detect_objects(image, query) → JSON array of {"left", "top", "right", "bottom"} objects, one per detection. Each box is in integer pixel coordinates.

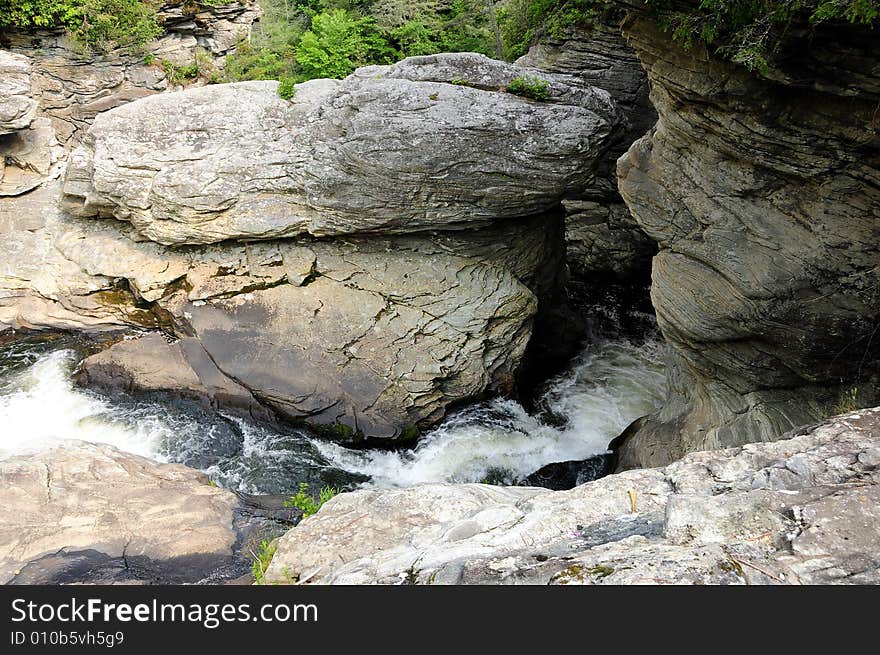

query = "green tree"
[
  {"left": 295, "top": 8, "right": 393, "bottom": 78},
  {"left": 223, "top": 0, "right": 307, "bottom": 81}
]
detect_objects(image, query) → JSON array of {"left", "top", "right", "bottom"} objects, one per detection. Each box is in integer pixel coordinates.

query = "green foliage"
[
  {"left": 832, "top": 385, "right": 860, "bottom": 415},
  {"left": 162, "top": 58, "right": 198, "bottom": 83},
  {"left": 0, "top": 0, "right": 82, "bottom": 29},
  {"left": 496, "top": 0, "right": 878, "bottom": 71},
  {"left": 224, "top": 0, "right": 498, "bottom": 84},
  {"left": 157, "top": 49, "right": 218, "bottom": 85},
  {"left": 296, "top": 9, "right": 394, "bottom": 78},
  {"left": 0, "top": 0, "right": 163, "bottom": 52},
  {"left": 222, "top": 0, "right": 307, "bottom": 82},
  {"left": 284, "top": 482, "right": 341, "bottom": 517},
  {"left": 277, "top": 76, "right": 298, "bottom": 98},
  {"left": 497, "top": 0, "right": 610, "bottom": 60},
  {"left": 72, "top": 0, "right": 162, "bottom": 52},
  {"left": 250, "top": 538, "right": 277, "bottom": 584},
  {"left": 505, "top": 74, "right": 550, "bottom": 100},
  {"left": 654, "top": 0, "right": 880, "bottom": 73}
]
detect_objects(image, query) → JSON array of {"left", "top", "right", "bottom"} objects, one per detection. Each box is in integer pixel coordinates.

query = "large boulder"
[
  {"left": 75, "top": 333, "right": 271, "bottom": 422},
  {"left": 0, "top": 442, "right": 241, "bottom": 583},
  {"left": 1, "top": 180, "right": 562, "bottom": 439},
  {"left": 62, "top": 53, "right": 620, "bottom": 245},
  {"left": 264, "top": 407, "right": 880, "bottom": 585},
  {"left": 516, "top": 21, "right": 656, "bottom": 178},
  {"left": 4, "top": 51, "right": 618, "bottom": 440},
  {"left": 67, "top": 213, "right": 559, "bottom": 440},
  {"left": 613, "top": 11, "right": 880, "bottom": 466}
]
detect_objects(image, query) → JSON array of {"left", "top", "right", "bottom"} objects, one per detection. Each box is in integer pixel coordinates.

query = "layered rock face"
[
  {"left": 2, "top": 53, "right": 619, "bottom": 440},
  {"left": 66, "top": 210, "right": 562, "bottom": 438},
  {"left": 518, "top": 22, "right": 656, "bottom": 280},
  {"left": 2, "top": 1, "right": 260, "bottom": 148},
  {"left": 0, "top": 2, "right": 258, "bottom": 198},
  {"left": 0, "top": 51, "right": 37, "bottom": 133},
  {"left": 614, "top": 13, "right": 880, "bottom": 466},
  {"left": 265, "top": 407, "right": 880, "bottom": 585},
  {"left": 0, "top": 52, "right": 63, "bottom": 197}
]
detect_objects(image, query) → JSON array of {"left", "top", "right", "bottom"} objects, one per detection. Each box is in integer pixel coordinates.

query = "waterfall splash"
[{"left": 0, "top": 332, "right": 666, "bottom": 492}]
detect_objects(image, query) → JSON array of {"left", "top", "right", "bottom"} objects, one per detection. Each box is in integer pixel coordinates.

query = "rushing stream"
[{"left": 0, "top": 330, "right": 666, "bottom": 493}]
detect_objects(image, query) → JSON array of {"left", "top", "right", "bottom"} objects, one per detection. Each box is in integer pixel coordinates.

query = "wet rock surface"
[
  {"left": 265, "top": 408, "right": 880, "bottom": 584},
  {"left": 522, "top": 454, "right": 613, "bottom": 490},
  {"left": 75, "top": 333, "right": 271, "bottom": 422}
]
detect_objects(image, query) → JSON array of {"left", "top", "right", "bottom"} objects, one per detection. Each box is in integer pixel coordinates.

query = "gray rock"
[
  {"left": 614, "top": 14, "right": 880, "bottom": 466},
  {"left": 563, "top": 199, "right": 655, "bottom": 278},
  {"left": 76, "top": 333, "right": 270, "bottom": 421},
  {"left": 516, "top": 21, "right": 656, "bottom": 177},
  {"left": 2, "top": 179, "right": 561, "bottom": 439},
  {"left": 264, "top": 407, "right": 880, "bottom": 584},
  {"left": 2, "top": 1, "right": 260, "bottom": 148},
  {"left": 0, "top": 118, "right": 63, "bottom": 197},
  {"left": 62, "top": 54, "right": 620, "bottom": 245},
  {"left": 0, "top": 53, "right": 63, "bottom": 197}
]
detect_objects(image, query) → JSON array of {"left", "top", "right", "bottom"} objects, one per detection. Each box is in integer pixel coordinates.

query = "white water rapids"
[{"left": 0, "top": 335, "right": 666, "bottom": 492}]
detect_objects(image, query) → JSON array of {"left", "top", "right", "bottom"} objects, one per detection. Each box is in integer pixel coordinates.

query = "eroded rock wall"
[
  {"left": 0, "top": 2, "right": 259, "bottom": 200},
  {"left": 2, "top": 1, "right": 260, "bottom": 148},
  {"left": 613, "top": 12, "right": 880, "bottom": 466}
]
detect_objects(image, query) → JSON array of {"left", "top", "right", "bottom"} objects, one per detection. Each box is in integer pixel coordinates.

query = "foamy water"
[
  {"left": 0, "top": 349, "right": 167, "bottom": 459},
  {"left": 314, "top": 339, "right": 667, "bottom": 486},
  {"left": 0, "top": 336, "right": 666, "bottom": 491}
]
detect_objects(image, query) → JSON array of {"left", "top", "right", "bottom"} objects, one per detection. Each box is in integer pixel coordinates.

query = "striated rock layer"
[
  {"left": 613, "top": 10, "right": 880, "bottom": 467},
  {"left": 265, "top": 407, "right": 880, "bottom": 585},
  {"left": 3, "top": 178, "right": 565, "bottom": 439},
  {"left": 2, "top": 1, "right": 261, "bottom": 148},
  {"left": 0, "top": 3, "right": 259, "bottom": 197}
]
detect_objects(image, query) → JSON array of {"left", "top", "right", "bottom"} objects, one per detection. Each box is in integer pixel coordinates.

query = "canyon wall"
[
  {"left": 518, "top": 19, "right": 657, "bottom": 281},
  {"left": 613, "top": 5, "right": 880, "bottom": 466}
]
